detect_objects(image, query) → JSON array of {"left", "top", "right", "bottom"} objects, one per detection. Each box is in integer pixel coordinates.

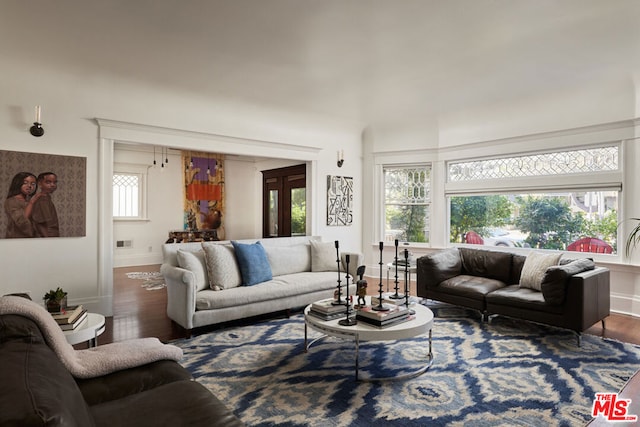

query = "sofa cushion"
[
  {"left": 195, "top": 271, "right": 340, "bottom": 310},
  {"left": 0, "top": 316, "right": 96, "bottom": 427},
  {"left": 540, "top": 258, "right": 596, "bottom": 305},
  {"left": 310, "top": 240, "right": 338, "bottom": 272},
  {"left": 459, "top": 248, "right": 513, "bottom": 283},
  {"left": 510, "top": 254, "right": 527, "bottom": 284},
  {"left": 264, "top": 244, "right": 311, "bottom": 276},
  {"left": 231, "top": 241, "right": 273, "bottom": 286},
  {"left": 176, "top": 249, "right": 208, "bottom": 291},
  {"left": 90, "top": 380, "right": 243, "bottom": 427},
  {"left": 486, "top": 285, "right": 564, "bottom": 314},
  {"left": 421, "top": 248, "right": 462, "bottom": 286},
  {"left": 438, "top": 275, "right": 507, "bottom": 299},
  {"left": 201, "top": 243, "right": 242, "bottom": 290},
  {"left": 519, "top": 251, "right": 562, "bottom": 291},
  {"left": 76, "top": 360, "right": 193, "bottom": 406}
]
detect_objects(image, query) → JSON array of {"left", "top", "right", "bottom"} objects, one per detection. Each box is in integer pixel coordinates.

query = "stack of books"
[
  {"left": 371, "top": 294, "right": 420, "bottom": 307},
  {"left": 356, "top": 303, "right": 411, "bottom": 328},
  {"left": 51, "top": 305, "right": 88, "bottom": 330},
  {"left": 308, "top": 299, "right": 348, "bottom": 321}
]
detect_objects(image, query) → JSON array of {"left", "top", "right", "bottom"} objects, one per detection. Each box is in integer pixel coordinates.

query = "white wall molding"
[{"left": 96, "top": 118, "right": 322, "bottom": 161}]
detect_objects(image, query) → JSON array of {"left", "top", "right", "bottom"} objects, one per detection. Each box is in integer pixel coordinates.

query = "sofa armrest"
[
  {"left": 416, "top": 248, "right": 462, "bottom": 296},
  {"left": 341, "top": 252, "right": 364, "bottom": 278},
  {"left": 160, "top": 264, "right": 197, "bottom": 330},
  {"left": 564, "top": 266, "right": 610, "bottom": 331}
]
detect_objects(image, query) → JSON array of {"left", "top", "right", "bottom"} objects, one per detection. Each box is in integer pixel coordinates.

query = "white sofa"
[{"left": 161, "top": 236, "right": 362, "bottom": 334}]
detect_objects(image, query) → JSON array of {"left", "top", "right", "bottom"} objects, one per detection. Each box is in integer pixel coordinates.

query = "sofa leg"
[
  {"left": 601, "top": 318, "right": 606, "bottom": 330},
  {"left": 482, "top": 312, "right": 489, "bottom": 322},
  {"left": 575, "top": 332, "right": 582, "bottom": 347}
]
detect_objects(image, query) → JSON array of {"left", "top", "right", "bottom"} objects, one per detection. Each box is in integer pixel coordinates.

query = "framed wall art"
[
  {"left": 327, "top": 175, "right": 353, "bottom": 226},
  {"left": 0, "top": 149, "right": 86, "bottom": 239},
  {"left": 181, "top": 151, "right": 225, "bottom": 240}
]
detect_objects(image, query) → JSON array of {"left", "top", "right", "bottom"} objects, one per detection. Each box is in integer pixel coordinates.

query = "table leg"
[{"left": 356, "top": 329, "right": 433, "bottom": 382}]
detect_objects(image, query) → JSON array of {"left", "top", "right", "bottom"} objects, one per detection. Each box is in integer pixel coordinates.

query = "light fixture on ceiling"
[
  {"left": 29, "top": 105, "right": 44, "bottom": 137},
  {"left": 337, "top": 150, "right": 344, "bottom": 168}
]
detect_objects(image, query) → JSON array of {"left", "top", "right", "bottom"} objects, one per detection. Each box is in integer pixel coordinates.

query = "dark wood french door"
[{"left": 262, "top": 164, "right": 306, "bottom": 238}]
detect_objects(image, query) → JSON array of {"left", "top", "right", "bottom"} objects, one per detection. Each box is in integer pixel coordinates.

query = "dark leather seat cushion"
[
  {"left": 438, "top": 275, "right": 507, "bottom": 299},
  {"left": 76, "top": 359, "right": 194, "bottom": 405},
  {"left": 90, "top": 380, "right": 244, "bottom": 427},
  {"left": 486, "top": 285, "right": 564, "bottom": 314}
]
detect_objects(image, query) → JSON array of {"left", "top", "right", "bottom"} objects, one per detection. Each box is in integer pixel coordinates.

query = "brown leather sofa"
[
  {"left": 0, "top": 313, "right": 244, "bottom": 427},
  {"left": 417, "top": 247, "right": 610, "bottom": 344}
]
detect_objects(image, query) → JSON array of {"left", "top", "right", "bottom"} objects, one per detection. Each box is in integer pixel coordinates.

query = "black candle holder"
[
  {"left": 332, "top": 240, "right": 346, "bottom": 305},
  {"left": 389, "top": 239, "right": 404, "bottom": 299},
  {"left": 404, "top": 249, "right": 415, "bottom": 314},
  {"left": 338, "top": 254, "right": 357, "bottom": 326},
  {"left": 372, "top": 241, "right": 390, "bottom": 312}
]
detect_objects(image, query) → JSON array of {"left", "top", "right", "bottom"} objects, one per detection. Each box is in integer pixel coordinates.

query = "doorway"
[{"left": 262, "top": 164, "right": 306, "bottom": 237}]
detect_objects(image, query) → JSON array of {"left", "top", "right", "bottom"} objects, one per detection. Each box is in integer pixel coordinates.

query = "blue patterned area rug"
[{"left": 173, "top": 303, "right": 640, "bottom": 426}]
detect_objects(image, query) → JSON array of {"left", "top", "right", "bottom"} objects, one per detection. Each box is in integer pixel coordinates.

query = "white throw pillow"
[
  {"left": 264, "top": 244, "right": 311, "bottom": 276},
  {"left": 201, "top": 243, "right": 242, "bottom": 290},
  {"left": 310, "top": 240, "right": 339, "bottom": 272},
  {"left": 519, "top": 251, "right": 562, "bottom": 291},
  {"left": 176, "top": 249, "right": 208, "bottom": 291}
]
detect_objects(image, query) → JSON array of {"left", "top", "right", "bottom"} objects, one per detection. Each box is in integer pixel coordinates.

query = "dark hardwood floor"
[{"left": 106, "top": 264, "right": 640, "bottom": 346}]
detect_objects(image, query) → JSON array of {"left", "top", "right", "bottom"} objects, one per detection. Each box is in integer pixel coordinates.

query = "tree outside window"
[
  {"left": 384, "top": 165, "right": 430, "bottom": 243},
  {"left": 449, "top": 192, "right": 618, "bottom": 252}
]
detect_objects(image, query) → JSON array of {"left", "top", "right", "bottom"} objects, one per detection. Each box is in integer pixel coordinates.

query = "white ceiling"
[{"left": 3, "top": 0, "right": 640, "bottom": 129}]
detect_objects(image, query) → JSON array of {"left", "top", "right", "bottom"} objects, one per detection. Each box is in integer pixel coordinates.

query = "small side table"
[
  {"left": 386, "top": 262, "right": 417, "bottom": 293},
  {"left": 63, "top": 313, "right": 106, "bottom": 347}
]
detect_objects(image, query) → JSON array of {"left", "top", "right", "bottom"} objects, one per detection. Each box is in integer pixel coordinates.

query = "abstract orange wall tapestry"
[{"left": 182, "top": 151, "right": 225, "bottom": 240}]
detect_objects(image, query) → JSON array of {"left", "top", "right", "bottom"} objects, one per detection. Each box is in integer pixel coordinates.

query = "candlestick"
[
  {"left": 338, "top": 254, "right": 357, "bottom": 326},
  {"left": 332, "top": 240, "right": 345, "bottom": 305},
  {"left": 390, "top": 238, "right": 404, "bottom": 299},
  {"left": 372, "top": 241, "right": 390, "bottom": 311}
]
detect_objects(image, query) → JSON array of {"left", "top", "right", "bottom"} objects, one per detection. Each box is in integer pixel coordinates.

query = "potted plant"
[
  {"left": 43, "top": 287, "right": 68, "bottom": 313},
  {"left": 625, "top": 218, "right": 640, "bottom": 257}
]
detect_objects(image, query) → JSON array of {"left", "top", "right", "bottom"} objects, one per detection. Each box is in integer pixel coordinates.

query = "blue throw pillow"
[{"left": 231, "top": 241, "right": 273, "bottom": 286}]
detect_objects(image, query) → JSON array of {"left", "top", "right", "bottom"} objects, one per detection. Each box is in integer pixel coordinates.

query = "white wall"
[{"left": 0, "top": 60, "right": 364, "bottom": 314}]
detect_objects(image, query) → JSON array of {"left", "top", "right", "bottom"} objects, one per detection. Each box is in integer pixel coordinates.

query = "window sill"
[{"left": 113, "top": 218, "right": 150, "bottom": 222}]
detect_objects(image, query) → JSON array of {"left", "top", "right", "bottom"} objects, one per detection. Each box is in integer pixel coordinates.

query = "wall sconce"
[
  {"left": 29, "top": 105, "right": 44, "bottom": 137},
  {"left": 337, "top": 150, "right": 344, "bottom": 168}
]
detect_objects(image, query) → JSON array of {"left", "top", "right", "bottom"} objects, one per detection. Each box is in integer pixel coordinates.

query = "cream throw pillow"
[
  {"left": 176, "top": 249, "right": 208, "bottom": 291},
  {"left": 201, "top": 243, "right": 242, "bottom": 290},
  {"left": 310, "top": 240, "right": 339, "bottom": 272},
  {"left": 519, "top": 251, "right": 562, "bottom": 291}
]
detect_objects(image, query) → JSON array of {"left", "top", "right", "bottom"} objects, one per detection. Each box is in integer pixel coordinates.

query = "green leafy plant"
[
  {"left": 625, "top": 218, "right": 640, "bottom": 257},
  {"left": 43, "top": 287, "right": 67, "bottom": 304}
]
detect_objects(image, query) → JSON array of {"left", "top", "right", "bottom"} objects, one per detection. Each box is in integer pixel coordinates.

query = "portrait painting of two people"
[{"left": 1, "top": 150, "right": 86, "bottom": 239}]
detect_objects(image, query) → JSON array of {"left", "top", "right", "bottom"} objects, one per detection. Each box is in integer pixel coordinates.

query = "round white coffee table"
[
  {"left": 63, "top": 313, "right": 106, "bottom": 347},
  {"left": 304, "top": 298, "right": 433, "bottom": 381}
]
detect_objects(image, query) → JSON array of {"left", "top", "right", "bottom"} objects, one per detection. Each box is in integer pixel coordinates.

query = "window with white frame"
[
  {"left": 384, "top": 165, "right": 431, "bottom": 243},
  {"left": 113, "top": 166, "right": 147, "bottom": 219},
  {"left": 447, "top": 145, "right": 621, "bottom": 253}
]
